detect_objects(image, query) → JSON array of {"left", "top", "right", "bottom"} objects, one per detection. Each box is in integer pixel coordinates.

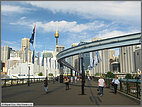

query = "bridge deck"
[{"left": 2, "top": 80, "right": 141, "bottom": 106}]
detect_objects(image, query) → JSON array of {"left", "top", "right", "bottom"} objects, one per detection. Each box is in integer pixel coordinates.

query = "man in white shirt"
[
  {"left": 112, "top": 76, "right": 120, "bottom": 94},
  {"left": 98, "top": 76, "right": 105, "bottom": 96}
]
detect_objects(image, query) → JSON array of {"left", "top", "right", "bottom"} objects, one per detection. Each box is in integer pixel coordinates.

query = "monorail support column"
[
  {"left": 60, "top": 63, "right": 63, "bottom": 83},
  {"left": 80, "top": 54, "right": 85, "bottom": 95},
  {"left": 70, "top": 69, "right": 73, "bottom": 77}
]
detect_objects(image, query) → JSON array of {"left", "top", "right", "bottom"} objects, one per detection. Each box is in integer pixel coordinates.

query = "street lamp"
[{"left": 28, "top": 64, "right": 31, "bottom": 86}]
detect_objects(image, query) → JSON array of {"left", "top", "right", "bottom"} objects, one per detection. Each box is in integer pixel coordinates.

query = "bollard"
[
  {"left": 17, "top": 79, "right": 19, "bottom": 85},
  {"left": 120, "top": 78, "right": 122, "bottom": 91},
  {"left": 11, "top": 79, "right": 13, "bottom": 86},
  {"left": 4, "top": 79, "right": 6, "bottom": 87},
  {"left": 22, "top": 79, "right": 24, "bottom": 84}
]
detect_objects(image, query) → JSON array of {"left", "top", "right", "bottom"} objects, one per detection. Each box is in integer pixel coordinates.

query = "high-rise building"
[
  {"left": 55, "top": 45, "right": 65, "bottom": 53},
  {"left": 17, "top": 50, "right": 24, "bottom": 62},
  {"left": 134, "top": 47, "right": 142, "bottom": 72},
  {"left": 10, "top": 50, "right": 17, "bottom": 58},
  {"left": 41, "top": 50, "right": 60, "bottom": 77},
  {"left": 109, "top": 49, "right": 115, "bottom": 60},
  {"left": 21, "top": 38, "right": 30, "bottom": 51},
  {"left": 91, "top": 38, "right": 110, "bottom": 75},
  {"left": 71, "top": 43, "right": 79, "bottom": 73},
  {"left": 78, "top": 42, "right": 90, "bottom": 71},
  {"left": 119, "top": 45, "right": 140, "bottom": 73},
  {"left": 18, "top": 38, "right": 33, "bottom": 63},
  {"left": 1, "top": 45, "right": 10, "bottom": 63}
]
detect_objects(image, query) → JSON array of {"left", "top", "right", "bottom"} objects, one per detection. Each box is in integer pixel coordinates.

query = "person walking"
[
  {"left": 71, "top": 76, "right": 73, "bottom": 84},
  {"left": 112, "top": 76, "right": 120, "bottom": 94},
  {"left": 43, "top": 77, "right": 49, "bottom": 94},
  {"left": 53, "top": 76, "right": 55, "bottom": 84},
  {"left": 98, "top": 76, "right": 105, "bottom": 96},
  {"left": 74, "top": 76, "right": 77, "bottom": 83},
  {"left": 88, "top": 76, "right": 90, "bottom": 81},
  {"left": 64, "top": 77, "right": 70, "bottom": 90}
]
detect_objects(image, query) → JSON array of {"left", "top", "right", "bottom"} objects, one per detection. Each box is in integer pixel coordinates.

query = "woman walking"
[
  {"left": 43, "top": 77, "right": 49, "bottom": 94},
  {"left": 98, "top": 76, "right": 105, "bottom": 96},
  {"left": 64, "top": 77, "right": 70, "bottom": 90}
]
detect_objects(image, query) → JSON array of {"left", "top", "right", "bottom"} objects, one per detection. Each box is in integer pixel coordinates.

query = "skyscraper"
[
  {"left": 78, "top": 42, "right": 90, "bottom": 71},
  {"left": 55, "top": 45, "right": 65, "bottom": 53},
  {"left": 91, "top": 38, "right": 110, "bottom": 74},
  {"left": 1, "top": 45, "right": 10, "bottom": 63},
  {"left": 71, "top": 43, "right": 79, "bottom": 73},
  {"left": 21, "top": 38, "right": 30, "bottom": 51},
  {"left": 119, "top": 45, "right": 138, "bottom": 73},
  {"left": 109, "top": 49, "right": 115, "bottom": 60},
  {"left": 17, "top": 38, "right": 32, "bottom": 63}
]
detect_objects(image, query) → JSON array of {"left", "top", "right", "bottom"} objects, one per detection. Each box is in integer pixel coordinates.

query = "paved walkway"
[{"left": 2, "top": 80, "right": 141, "bottom": 106}]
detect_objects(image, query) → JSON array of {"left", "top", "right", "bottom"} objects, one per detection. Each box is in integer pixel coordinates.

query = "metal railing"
[
  {"left": 1, "top": 78, "right": 45, "bottom": 87},
  {"left": 94, "top": 77, "right": 141, "bottom": 99}
]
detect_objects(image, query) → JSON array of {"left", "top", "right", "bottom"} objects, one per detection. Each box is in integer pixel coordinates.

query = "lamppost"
[
  {"left": 28, "top": 64, "right": 30, "bottom": 86},
  {"left": 80, "top": 53, "right": 85, "bottom": 95}
]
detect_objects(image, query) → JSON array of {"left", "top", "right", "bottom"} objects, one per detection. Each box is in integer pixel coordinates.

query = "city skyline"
[{"left": 1, "top": 1, "right": 141, "bottom": 55}]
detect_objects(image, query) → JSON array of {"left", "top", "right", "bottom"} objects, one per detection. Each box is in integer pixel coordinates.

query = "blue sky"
[{"left": 1, "top": 1, "right": 141, "bottom": 56}]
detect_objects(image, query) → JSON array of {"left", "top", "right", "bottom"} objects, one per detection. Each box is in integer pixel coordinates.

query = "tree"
[
  {"left": 48, "top": 73, "right": 53, "bottom": 76},
  {"left": 94, "top": 73, "right": 101, "bottom": 77},
  {"left": 38, "top": 72, "right": 43, "bottom": 76},
  {"left": 125, "top": 73, "right": 133, "bottom": 79},
  {"left": 86, "top": 70, "right": 89, "bottom": 76},
  {"left": 105, "top": 72, "right": 115, "bottom": 78}
]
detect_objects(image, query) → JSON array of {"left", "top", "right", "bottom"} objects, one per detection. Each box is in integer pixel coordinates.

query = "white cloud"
[
  {"left": 10, "top": 19, "right": 105, "bottom": 33},
  {"left": 2, "top": 40, "right": 20, "bottom": 50},
  {"left": 1, "top": 5, "right": 33, "bottom": 15},
  {"left": 26, "top": 1, "right": 141, "bottom": 22},
  {"left": 20, "top": 17, "right": 26, "bottom": 20},
  {"left": 2, "top": 40, "right": 17, "bottom": 45},
  {"left": 97, "top": 30, "right": 140, "bottom": 39}
]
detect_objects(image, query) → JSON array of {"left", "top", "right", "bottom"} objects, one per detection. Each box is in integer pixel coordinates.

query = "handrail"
[
  {"left": 1, "top": 78, "right": 45, "bottom": 87},
  {"left": 94, "top": 77, "right": 141, "bottom": 99}
]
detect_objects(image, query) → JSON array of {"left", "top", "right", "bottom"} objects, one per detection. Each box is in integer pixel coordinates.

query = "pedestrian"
[
  {"left": 74, "top": 76, "right": 77, "bottom": 83},
  {"left": 71, "top": 76, "right": 73, "bottom": 84},
  {"left": 43, "top": 77, "right": 49, "bottom": 94},
  {"left": 112, "top": 76, "right": 120, "bottom": 94},
  {"left": 88, "top": 76, "right": 90, "bottom": 81},
  {"left": 53, "top": 76, "right": 55, "bottom": 84},
  {"left": 64, "top": 77, "right": 70, "bottom": 90},
  {"left": 98, "top": 76, "right": 105, "bottom": 96}
]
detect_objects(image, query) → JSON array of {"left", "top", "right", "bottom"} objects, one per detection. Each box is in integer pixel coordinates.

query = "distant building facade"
[
  {"left": 1, "top": 45, "right": 10, "bottom": 63},
  {"left": 119, "top": 45, "right": 140, "bottom": 73}
]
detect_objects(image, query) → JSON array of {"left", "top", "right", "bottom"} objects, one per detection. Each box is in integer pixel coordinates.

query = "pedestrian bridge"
[{"left": 2, "top": 80, "right": 140, "bottom": 105}]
